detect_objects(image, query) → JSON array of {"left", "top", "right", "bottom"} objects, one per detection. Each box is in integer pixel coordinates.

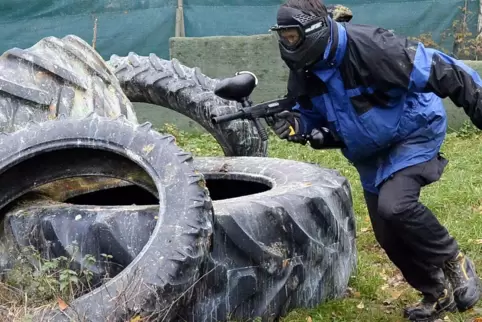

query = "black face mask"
[{"left": 270, "top": 6, "right": 331, "bottom": 71}]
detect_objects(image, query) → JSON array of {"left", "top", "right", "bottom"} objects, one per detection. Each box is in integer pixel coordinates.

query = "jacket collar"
[{"left": 312, "top": 18, "right": 347, "bottom": 70}]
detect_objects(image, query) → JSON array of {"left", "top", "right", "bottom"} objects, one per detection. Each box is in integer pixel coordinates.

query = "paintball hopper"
[
  {"left": 212, "top": 70, "right": 292, "bottom": 141},
  {"left": 214, "top": 71, "right": 258, "bottom": 103}
]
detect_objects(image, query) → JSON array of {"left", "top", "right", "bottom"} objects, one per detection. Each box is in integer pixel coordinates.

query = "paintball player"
[{"left": 269, "top": 0, "right": 482, "bottom": 321}]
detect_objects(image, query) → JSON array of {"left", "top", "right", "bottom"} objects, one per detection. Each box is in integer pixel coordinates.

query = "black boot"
[
  {"left": 403, "top": 282, "right": 456, "bottom": 322},
  {"left": 443, "top": 251, "right": 480, "bottom": 311}
]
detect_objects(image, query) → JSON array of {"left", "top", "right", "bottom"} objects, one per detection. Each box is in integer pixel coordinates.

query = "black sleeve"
[
  {"left": 417, "top": 49, "right": 482, "bottom": 129},
  {"left": 287, "top": 69, "right": 330, "bottom": 133},
  {"left": 345, "top": 24, "right": 482, "bottom": 128}
]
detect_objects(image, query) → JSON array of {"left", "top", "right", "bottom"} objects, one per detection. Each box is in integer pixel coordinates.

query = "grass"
[{"left": 164, "top": 122, "right": 482, "bottom": 322}]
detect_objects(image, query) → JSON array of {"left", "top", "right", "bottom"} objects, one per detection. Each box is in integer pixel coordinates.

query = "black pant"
[{"left": 364, "top": 153, "right": 459, "bottom": 299}]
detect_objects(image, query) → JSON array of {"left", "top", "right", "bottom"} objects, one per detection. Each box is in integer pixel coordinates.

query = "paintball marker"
[
  {"left": 210, "top": 71, "right": 296, "bottom": 141},
  {"left": 210, "top": 71, "right": 346, "bottom": 149}
]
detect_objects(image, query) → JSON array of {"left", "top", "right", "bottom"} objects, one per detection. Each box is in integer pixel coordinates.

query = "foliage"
[
  {"left": 410, "top": 32, "right": 442, "bottom": 50},
  {"left": 454, "top": 120, "right": 482, "bottom": 139},
  {"left": 4, "top": 245, "right": 99, "bottom": 304},
  {"left": 0, "top": 242, "right": 114, "bottom": 321},
  {"left": 446, "top": 4, "right": 482, "bottom": 60},
  {"left": 410, "top": 4, "right": 482, "bottom": 60}
]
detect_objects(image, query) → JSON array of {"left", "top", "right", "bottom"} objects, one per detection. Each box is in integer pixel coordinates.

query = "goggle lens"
[{"left": 270, "top": 25, "right": 303, "bottom": 48}]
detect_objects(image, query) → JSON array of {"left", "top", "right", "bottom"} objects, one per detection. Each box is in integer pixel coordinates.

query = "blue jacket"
[{"left": 288, "top": 19, "right": 482, "bottom": 194}]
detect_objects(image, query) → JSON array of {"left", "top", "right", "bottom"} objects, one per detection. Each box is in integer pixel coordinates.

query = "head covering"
[{"left": 271, "top": 6, "right": 331, "bottom": 71}]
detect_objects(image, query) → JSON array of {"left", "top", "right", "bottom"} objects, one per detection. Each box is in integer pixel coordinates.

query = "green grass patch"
[{"left": 161, "top": 122, "right": 482, "bottom": 322}]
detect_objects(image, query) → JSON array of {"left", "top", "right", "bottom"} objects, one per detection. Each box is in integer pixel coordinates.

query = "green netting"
[
  {"left": 0, "top": 0, "right": 478, "bottom": 61},
  {"left": 182, "top": 0, "right": 479, "bottom": 50},
  {"left": 0, "top": 0, "right": 177, "bottom": 60},
  {"left": 183, "top": 0, "right": 282, "bottom": 37},
  {"left": 341, "top": 0, "right": 479, "bottom": 51}
]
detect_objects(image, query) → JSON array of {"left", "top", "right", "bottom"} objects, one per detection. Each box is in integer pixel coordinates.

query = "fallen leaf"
[
  {"left": 345, "top": 287, "right": 361, "bottom": 298},
  {"left": 473, "top": 318, "right": 482, "bottom": 322},
  {"left": 357, "top": 301, "right": 364, "bottom": 309},
  {"left": 387, "top": 288, "right": 403, "bottom": 300},
  {"left": 57, "top": 297, "right": 68, "bottom": 311},
  {"left": 472, "top": 204, "right": 482, "bottom": 213},
  {"left": 130, "top": 316, "right": 142, "bottom": 322},
  {"left": 387, "top": 273, "right": 405, "bottom": 287}
]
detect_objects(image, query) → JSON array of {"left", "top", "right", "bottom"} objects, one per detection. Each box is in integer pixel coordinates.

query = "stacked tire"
[
  {"left": 0, "top": 34, "right": 137, "bottom": 129},
  {"left": 183, "top": 157, "right": 356, "bottom": 322},
  {"left": 0, "top": 35, "right": 213, "bottom": 321},
  {"left": 8, "top": 155, "right": 357, "bottom": 321},
  {"left": 0, "top": 115, "right": 213, "bottom": 322},
  {"left": 108, "top": 52, "right": 267, "bottom": 157}
]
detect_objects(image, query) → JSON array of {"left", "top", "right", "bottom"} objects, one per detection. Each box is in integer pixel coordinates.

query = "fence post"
[
  {"left": 478, "top": 0, "right": 482, "bottom": 36},
  {"left": 175, "top": 0, "right": 185, "bottom": 37}
]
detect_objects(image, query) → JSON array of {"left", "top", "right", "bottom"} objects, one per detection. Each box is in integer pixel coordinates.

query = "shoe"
[
  {"left": 443, "top": 251, "right": 481, "bottom": 311},
  {"left": 403, "top": 283, "right": 457, "bottom": 322}
]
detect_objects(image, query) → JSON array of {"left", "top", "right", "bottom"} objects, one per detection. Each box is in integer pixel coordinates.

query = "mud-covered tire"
[
  {"left": 186, "top": 156, "right": 357, "bottom": 321},
  {"left": 6, "top": 199, "right": 159, "bottom": 282},
  {"left": 0, "top": 35, "right": 137, "bottom": 132},
  {"left": 6, "top": 156, "right": 356, "bottom": 321},
  {"left": 108, "top": 53, "right": 267, "bottom": 157},
  {"left": 0, "top": 115, "right": 213, "bottom": 322}
]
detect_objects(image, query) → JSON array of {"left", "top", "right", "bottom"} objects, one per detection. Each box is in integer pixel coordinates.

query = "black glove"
[
  {"left": 270, "top": 110, "right": 307, "bottom": 144},
  {"left": 306, "top": 128, "right": 325, "bottom": 149},
  {"left": 306, "top": 127, "right": 346, "bottom": 149}
]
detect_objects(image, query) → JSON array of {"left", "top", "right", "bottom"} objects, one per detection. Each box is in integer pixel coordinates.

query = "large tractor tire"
[
  {"left": 185, "top": 157, "right": 357, "bottom": 321},
  {"left": 8, "top": 156, "right": 356, "bottom": 321},
  {"left": 0, "top": 35, "right": 137, "bottom": 131},
  {"left": 0, "top": 115, "right": 214, "bottom": 322},
  {"left": 108, "top": 53, "right": 268, "bottom": 157}
]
